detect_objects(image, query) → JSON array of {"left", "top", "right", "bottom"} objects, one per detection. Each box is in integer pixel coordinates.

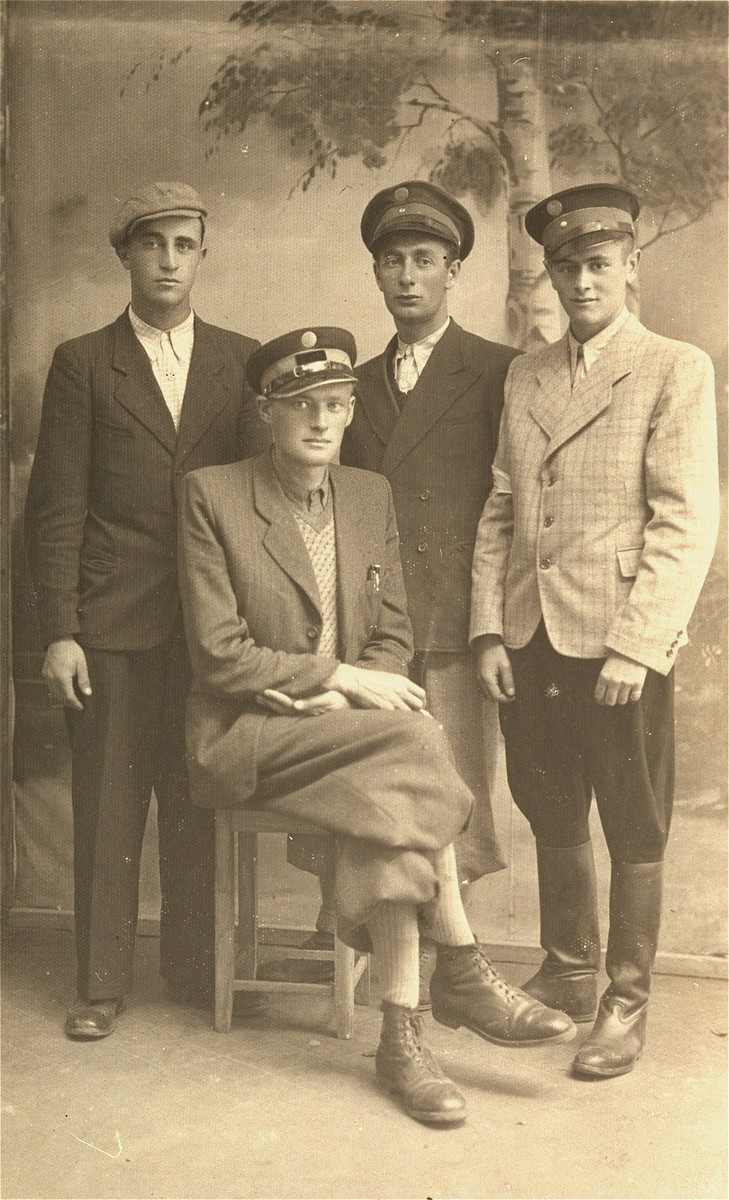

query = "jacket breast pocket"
[{"left": 616, "top": 546, "right": 644, "bottom": 579}]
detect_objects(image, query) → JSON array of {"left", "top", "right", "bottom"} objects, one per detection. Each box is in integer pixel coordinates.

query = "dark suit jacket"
[
  {"left": 178, "top": 451, "right": 414, "bottom": 805},
  {"left": 341, "top": 320, "right": 519, "bottom": 651},
  {"left": 25, "top": 310, "right": 264, "bottom": 650}
]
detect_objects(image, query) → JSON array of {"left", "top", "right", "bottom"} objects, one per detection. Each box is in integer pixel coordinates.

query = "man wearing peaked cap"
[
  {"left": 178, "top": 324, "right": 574, "bottom": 1127},
  {"left": 25, "top": 183, "right": 266, "bottom": 1039},
  {"left": 470, "top": 182, "right": 719, "bottom": 1078},
  {"left": 341, "top": 179, "right": 520, "bottom": 1004},
  {"left": 246, "top": 326, "right": 358, "bottom": 396}
]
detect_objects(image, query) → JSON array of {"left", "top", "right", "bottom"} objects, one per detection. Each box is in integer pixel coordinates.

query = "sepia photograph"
[{"left": 1, "top": 2, "right": 726, "bottom": 1198}]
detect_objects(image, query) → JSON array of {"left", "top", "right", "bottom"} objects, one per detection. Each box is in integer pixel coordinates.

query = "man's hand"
[
  {"left": 594, "top": 653, "right": 648, "bottom": 706},
  {"left": 325, "top": 664, "right": 426, "bottom": 711},
  {"left": 256, "top": 688, "right": 352, "bottom": 717},
  {"left": 474, "top": 635, "right": 515, "bottom": 703},
  {"left": 42, "top": 638, "right": 92, "bottom": 710}
]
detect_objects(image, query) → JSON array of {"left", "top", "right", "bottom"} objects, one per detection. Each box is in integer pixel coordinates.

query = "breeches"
[
  {"left": 287, "top": 653, "right": 505, "bottom": 886},
  {"left": 67, "top": 628, "right": 214, "bottom": 1000},
  {"left": 498, "top": 624, "right": 674, "bottom": 863},
  {"left": 251, "top": 708, "right": 474, "bottom": 948}
]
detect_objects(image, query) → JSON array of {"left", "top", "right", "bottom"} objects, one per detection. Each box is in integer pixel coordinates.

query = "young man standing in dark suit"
[
  {"left": 333, "top": 182, "right": 519, "bottom": 994},
  {"left": 25, "top": 183, "right": 265, "bottom": 1038}
]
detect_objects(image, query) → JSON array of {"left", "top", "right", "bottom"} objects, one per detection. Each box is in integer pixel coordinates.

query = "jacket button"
[
  {"left": 307, "top": 628, "right": 318, "bottom": 640},
  {"left": 419, "top": 490, "right": 431, "bottom": 501},
  {"left": 666, "top": 648, "right": 673, "bottom": 657},
  {"left": 544, "top": 515, "right": 554, "bottom": 527},
  {"left": 547, "top": 474, "right": 557, "bottom": 487},
  {"left": 540, "top": 557, "right": 551, "bottom": 569},
  {"left": 417, "top": 542, "right": 428, "bottom": 553}
]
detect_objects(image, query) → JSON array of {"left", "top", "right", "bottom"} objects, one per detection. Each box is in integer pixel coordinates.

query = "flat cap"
[
  {"left": 246, "top": 327, "right": 358, "bottom": 398},
  {"left": 526, "top": 183, "right": 640, "bottom": 260},
  {"left": 361, "top": 180, "right": 475, "bottom": 259},
  {"left": 109, "top": 182, "right": 207, "bottom": 250}
]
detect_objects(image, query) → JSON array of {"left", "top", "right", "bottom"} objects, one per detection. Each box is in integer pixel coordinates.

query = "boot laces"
[{"left": 473, "top": 946, "right": 522, "bottom": 1003}]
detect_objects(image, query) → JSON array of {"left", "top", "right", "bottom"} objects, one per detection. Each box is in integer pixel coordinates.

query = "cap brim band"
[
  {"left": 125, "top": 208, "right": 206, "bottom": 238},
  {"left": 371, "top": 203, "right": 461, "bottom": 250},
  {"left": 544, "top": 207, "right": 634, "bottom": 257},
  {"left": 262, "top": 350, "right": 356, "bottom": 397}
]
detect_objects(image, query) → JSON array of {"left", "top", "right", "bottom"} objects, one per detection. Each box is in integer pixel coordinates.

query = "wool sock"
[
  {"left": 367, "top": 901, "right": 420, "bottom": 1009},
  {"left": 428, "top": 844, "right": 475, "bottom": 947}
]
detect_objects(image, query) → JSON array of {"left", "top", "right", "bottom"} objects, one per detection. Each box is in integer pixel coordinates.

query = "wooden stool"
[{"left": 214, "top": 808, "right": 370, "bottom": 1037}]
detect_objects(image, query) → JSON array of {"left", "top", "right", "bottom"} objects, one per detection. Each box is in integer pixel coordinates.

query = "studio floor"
[{"left": 1, "top": 925, "right": 726, "bottom": 1200}]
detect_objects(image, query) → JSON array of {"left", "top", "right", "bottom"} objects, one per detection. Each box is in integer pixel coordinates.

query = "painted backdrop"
[{"left": 8, "top": 1, "right": 727, "bottom": 960}]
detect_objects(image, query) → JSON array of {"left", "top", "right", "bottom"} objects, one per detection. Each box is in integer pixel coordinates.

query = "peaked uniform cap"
[
  {"left": 361, "top": 180, "right": 475, "bottom": 259},
  {"left": 246, "top": 327, "right": 358, "bottom": 398},
  {"left": 109, "top": 182, "right": 207, "bottom": 250},
  {"left": 526, "top": 183, "right": 640, "bottom": 259}
]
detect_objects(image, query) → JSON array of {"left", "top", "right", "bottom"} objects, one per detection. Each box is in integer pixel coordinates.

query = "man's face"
[
  {"left": 118, "top": 215, "right": 206, "bottom": 325},
  {"left": 373, "top": 233, "right": 460, "bottom": 337},
  {"left": 546, "top": 237, "right": 640, "bottom": 342},
  {"left": 258, "top": 382, "right": 356, "bottom": 471}
]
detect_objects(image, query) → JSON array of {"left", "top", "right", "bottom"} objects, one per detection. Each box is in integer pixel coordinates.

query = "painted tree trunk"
[{"left": 495, "top": 55, "right": 562, "bottom": 351}]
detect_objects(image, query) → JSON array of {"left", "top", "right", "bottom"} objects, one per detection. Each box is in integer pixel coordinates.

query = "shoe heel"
[{"left": 430, "top": 1003, "right": 461, "bottom": 1030}]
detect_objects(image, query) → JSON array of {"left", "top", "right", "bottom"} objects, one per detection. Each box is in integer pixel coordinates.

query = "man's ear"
[
  {"left": 372, "top": 258, "right": 384, "bottom": 293},
  {"left": 345, "top": 394, "right": 356, "bottom": 427},
  {"left": 117, "top": 245, "right": 131, "bottom": 272},
  {"left": 257, "top": 395, "right": 274, "bottom": 424},
  {"left": 445, "top": 258, "right": 461, "bottom": 289}
]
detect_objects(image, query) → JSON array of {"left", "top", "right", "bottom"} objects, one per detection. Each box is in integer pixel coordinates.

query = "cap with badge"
[
  {"left": 525, "top": 183, "right": 640, "bottom": 260},
  {"left": 361, "top": 180, "right": 475, "bottom": 260},
  {"left": 109, "top": 182, "right": 207, "bottom": 251},
  {"left": 246, "top": 328, "right": 358, "bottom": 398}
]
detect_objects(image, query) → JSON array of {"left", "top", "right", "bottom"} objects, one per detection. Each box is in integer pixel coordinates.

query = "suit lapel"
[
  {"left": 380, "top": 321, "right": 472, "bottom": 475},
  {"left": 175, "top": 318, "right": 236, "bottom": 465},
  {"left": 111, "top": 313, "right": 177, "bottom": 454},
  {"left": 355, "top": 338, "right": 401, "bottom": 450},
  {"left": 253, "top": 455, "right": 322, "bottom": 616},
  {"left": 331, "top": 468, "right": 372, "bottom": 657},
  {"left": 530, "top": 320, "right": 638, "bottom": 456}
]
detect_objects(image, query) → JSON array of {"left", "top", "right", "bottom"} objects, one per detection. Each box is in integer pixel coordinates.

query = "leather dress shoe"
[
  {"left": 430, "top": 942, "right": 576, "bottom": 1047},
  {"left": 65, "top": 997, "right": 125, "bottom": 1040}
]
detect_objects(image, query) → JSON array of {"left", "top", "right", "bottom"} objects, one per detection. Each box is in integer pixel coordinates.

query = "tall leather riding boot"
[
  {"left": 375, "top": 1002, "right": 467, "bottom": 1124},
  {"left": 573, "top": 860, "right": 663, "bottom": 1078},
  {"left": 522, "top": 841, "right": 601, "bottom": 1022}
]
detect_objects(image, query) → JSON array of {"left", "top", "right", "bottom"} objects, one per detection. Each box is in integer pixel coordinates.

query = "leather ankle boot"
[
  {"left": 430, "top": 942, "right": 576, "bottom": 1047},
  {"left": 573, "top": 860, "right": 662, "bottom": 1078},
  {"left": 522, "top": 842, "right": 600, "bottom": 1023},
  {"left": 376, "top": 1002, "right": 467, "bottom": 1124}
]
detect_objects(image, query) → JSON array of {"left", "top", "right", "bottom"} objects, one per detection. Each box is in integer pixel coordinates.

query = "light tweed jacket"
[{"left": 469, "top": 314, "right": 719, "bottom": 675}]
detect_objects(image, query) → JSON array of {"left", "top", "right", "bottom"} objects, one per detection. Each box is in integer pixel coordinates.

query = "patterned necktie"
[
  {"left": 157, "top": 332, "right": 185, "bottom": 429},
  {"left": 396, "top": 344, "right": 418, "bottom": 395},
  {"left": 572, "top": 342, "right": 587, "bottom": 389}
]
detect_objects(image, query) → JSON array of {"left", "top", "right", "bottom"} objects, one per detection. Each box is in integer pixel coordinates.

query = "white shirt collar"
[
  {"left": 395, "top": 317, "right": 450, "bottom": 375},
  {"left": 128, "top": 306, "right": 195, "bottom": 362},
  {"left": 568, "top": 306, "right": 631, "bottom": 375}
]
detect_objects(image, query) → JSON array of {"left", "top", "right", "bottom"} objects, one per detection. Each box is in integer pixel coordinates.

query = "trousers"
[
  {"left": 67, "top": 625, "right": 214, "bottom": 1000},
  {"left": 498, "top": 624, "right": 674, "bottom": 862}
]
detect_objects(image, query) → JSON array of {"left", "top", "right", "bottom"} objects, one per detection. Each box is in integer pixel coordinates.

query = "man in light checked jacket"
[{"left": 469, "top": 183, "right": 720, "bottom": 1079}]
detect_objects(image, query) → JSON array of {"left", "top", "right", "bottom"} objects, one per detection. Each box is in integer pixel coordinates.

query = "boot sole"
[
  {"left": 384, "top": 1086, "right": 467, "bottom": 1124},
  {"left": 433, "top": 1010, "right": 577, "bottom": 1047}
]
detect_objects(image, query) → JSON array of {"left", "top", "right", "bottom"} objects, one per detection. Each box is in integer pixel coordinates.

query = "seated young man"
[{"left": 177, "top": 327, "right": 574, "bottom": 1126}]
